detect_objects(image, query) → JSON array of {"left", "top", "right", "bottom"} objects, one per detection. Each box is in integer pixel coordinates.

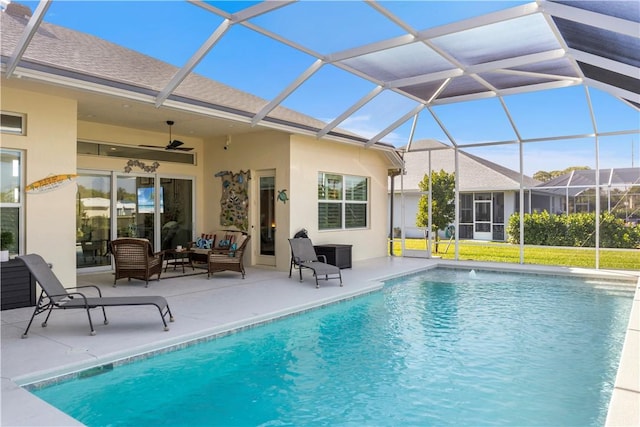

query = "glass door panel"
[
  {"left": 116, "top": 176, "right": 155, "bottom": 247},
  {"left": 160, "top": 178, "right": 193, "bottom": 251},
  {"left": 76, "top": 173, "right": 111, "bottom": 268},
  {"left": 260, "top": 176, "right": 275, "bottom": 256}
]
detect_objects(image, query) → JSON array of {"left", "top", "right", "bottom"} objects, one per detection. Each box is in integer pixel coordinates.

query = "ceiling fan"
[{"left": 140, "top": 121, "right": 194, "bottom": 151}]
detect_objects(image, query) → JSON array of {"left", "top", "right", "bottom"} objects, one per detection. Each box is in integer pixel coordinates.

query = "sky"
[{"left": 16, "top": 0, "right": 640, "bottom": 177}]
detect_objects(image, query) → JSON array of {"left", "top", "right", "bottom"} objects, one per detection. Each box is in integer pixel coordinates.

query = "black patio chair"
[
  {"left": 288, "top": 238, "right": 342, "bottom": 288},
  {"left": 16, "top": 254, "right": 174, "bottom": 337}
]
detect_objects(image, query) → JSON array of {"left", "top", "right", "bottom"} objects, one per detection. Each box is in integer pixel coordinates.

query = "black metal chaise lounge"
[
  {"left": 288, "top": 238, "right": 343, "bottom": 288},
  {"left": 17, "top": 254, "right": 174, "bottom": 338}
]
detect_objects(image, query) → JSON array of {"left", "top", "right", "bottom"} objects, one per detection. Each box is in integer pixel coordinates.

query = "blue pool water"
[{"left": 32, "top": 269, "right": 634, "bottom": 426}]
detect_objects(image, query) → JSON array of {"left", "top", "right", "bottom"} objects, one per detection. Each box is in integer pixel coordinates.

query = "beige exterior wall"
[
  {"left": 202, "top": 131, "right": 291, "bottom": 271},
  {"left": 1, "top": 87, "right": 78, "bottom": 285},
  {"left": 290, "top": 135, "right": 390, "bottom": 261}
]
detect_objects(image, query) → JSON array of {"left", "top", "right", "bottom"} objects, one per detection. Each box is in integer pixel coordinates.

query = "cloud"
[{"left": 324, "top": 114, "right": 407, "bottom": 146}]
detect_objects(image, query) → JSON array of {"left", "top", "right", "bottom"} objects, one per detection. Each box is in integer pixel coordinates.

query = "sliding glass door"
[{"left": 77, "top": 171, "right": 194, "bottom": 269}]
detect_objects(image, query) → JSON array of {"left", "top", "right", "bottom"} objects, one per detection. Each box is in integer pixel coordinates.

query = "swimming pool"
[{"left": 30, "top": 268, "right": 634, "bottom": 426}]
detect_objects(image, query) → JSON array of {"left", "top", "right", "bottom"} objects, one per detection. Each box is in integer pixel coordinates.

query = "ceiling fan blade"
[
  {"left": 141, "top": 123, "right": 195, "bottom": 151},
  {"left": 168, "top": 139, "right": 184, "bottom": 149}
]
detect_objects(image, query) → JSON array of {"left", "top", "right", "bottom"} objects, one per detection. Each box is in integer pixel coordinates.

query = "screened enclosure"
[{"left": 1, "top": 0, "right": 639, "bottom": 269}]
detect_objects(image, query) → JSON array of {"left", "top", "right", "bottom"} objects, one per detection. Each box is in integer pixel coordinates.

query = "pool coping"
[{"left": 604, "top": 274, "right": 640, "bottom": 426}]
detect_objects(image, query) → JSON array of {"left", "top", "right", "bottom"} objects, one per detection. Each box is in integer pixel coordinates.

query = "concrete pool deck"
[{"left": 1, "top": 257, "right": 638, "bottom": 426}]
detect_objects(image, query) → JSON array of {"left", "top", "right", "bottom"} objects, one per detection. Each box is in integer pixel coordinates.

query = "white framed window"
[
  {"left": 0, "top": 149, "right": 23, "bottom": 257},
  {"left": 0, "top": 112, "right": 26, "bottom": 136},
  {"left": 318, "top": 172, "right": 368, "bottom": 230}
]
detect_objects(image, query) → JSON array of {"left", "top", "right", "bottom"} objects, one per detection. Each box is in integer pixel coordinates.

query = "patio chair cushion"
[
  {"left": 196, "top": 236, "right": 214, "bottom": 249},
  {"left": 207, "top": 235, "right": 251, "bottom": 279},
  {"left": 189, "top": 230, "right": 247, "bottom": 261}
]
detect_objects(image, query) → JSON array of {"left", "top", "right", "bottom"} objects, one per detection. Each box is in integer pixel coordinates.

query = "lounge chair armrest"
[
  {"left": 317, "top": 254, "right": 328, "bottom": 263},
  {"left": 60, "top": 291, "right": 90, "bottom": 306},
  {"left": 44, "top": 291, "right": 80, "bottom": 300},
  {"left": 72, "top": 284, "right": 104, "bottom": 297}
]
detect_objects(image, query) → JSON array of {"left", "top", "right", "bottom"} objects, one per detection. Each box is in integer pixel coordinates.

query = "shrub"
[{"left": 506, "top": 211, "right": 640, "bottom": 249}]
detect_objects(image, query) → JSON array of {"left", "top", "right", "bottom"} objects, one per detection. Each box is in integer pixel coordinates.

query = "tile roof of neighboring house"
[
  {"left": 0, "top": 5, "right": 370, "bottom": 144},
  {"left": 394, "top": 139, "right": 540, "bottom": 192}
]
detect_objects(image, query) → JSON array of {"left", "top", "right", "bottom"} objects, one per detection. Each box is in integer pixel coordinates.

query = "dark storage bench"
[
  {"left": 1, "top": 259, "right": 36, "bottom": 310},
  {"left": 314, "top": 244, "right": 352, "bottom": 269}
]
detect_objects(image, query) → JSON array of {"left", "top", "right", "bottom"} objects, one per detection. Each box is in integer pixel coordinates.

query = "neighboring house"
[
  {"left": 390, "top": 140, "right": 542, "bottom": 241},
  {"left": 532, "top": 168, "right": 640, "bottom": 220},
  {"left": 0, "top": 4, "right": 402, "bottom": 284}
]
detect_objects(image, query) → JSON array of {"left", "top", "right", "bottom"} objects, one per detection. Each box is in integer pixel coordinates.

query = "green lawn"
[{"left": 389, "top": 239, "right": 640, "bottom": 271}]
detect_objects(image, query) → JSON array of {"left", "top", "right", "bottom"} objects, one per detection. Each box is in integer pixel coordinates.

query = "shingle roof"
[{"left": 394, "top": 140, "right": 540, "bottom": 192}]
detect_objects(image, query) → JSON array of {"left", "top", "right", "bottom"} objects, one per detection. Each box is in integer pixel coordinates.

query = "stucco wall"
[
  {"left": 202, "top": 131, "right": 291, "bottom": 271},
  {"left": 1, "top": 86, "right": 78, "bottom": 285},
  {"left": 290, "top": 135, "right": 390, "bottom": 261}
]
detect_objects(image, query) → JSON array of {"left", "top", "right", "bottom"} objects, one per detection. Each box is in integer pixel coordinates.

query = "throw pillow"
[
  {"left": 196, "top": 237, "right": 213, "bottom": 249},
  {"left": 228, "top": 242, "right": 238, "bottom": 257},
  {"left": 200, "top": 233, "right": 216, "bottom": 247},
  {"left": 218, "top": 239, "right": 230, "bottom": 248}
]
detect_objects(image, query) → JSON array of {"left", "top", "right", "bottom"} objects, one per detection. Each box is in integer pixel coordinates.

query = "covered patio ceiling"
[{"left": 1, "top": 0, "right": 638, "bottom": 156}]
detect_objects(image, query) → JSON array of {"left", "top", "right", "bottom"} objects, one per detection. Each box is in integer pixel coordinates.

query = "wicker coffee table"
[{"left": 164, "top": 249, "right": 194, "bottom": 274}]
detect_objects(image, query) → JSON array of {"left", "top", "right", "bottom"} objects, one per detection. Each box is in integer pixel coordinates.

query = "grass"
[{"left": 389, "top": 239, "right": 640, "bottom": 271}]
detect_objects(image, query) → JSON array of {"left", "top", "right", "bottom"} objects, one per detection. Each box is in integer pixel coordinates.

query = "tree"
[
  {"left": 533, "top": 166, "right": 590, "bottom": 182},
  {"left": 416, "top": 170, "right": 455, "bottom": 253},
  {"left": 533, "top": 170, "right": 552, "bottom": 182}
]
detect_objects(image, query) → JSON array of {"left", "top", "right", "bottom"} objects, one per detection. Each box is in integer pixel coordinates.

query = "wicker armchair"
[
  {"left": 110, "top": 238, "right": 164, "bottom": 287},
  {"left": 207, "top": 235, "right": 251, "bottom": 279}
]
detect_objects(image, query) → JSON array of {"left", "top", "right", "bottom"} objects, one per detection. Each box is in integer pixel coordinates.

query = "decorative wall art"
[
  {"left": 25, "top": 174, "right": 77, "bottom": 193},
  {"left": 124, "top": 160, "right": 160, "bottom": 173},
  {"left": 277, "top": 189, "right": 289, "bottom": 203},
  {"left": 215, "top": 170, "right": 251, "bottom": 231}
]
